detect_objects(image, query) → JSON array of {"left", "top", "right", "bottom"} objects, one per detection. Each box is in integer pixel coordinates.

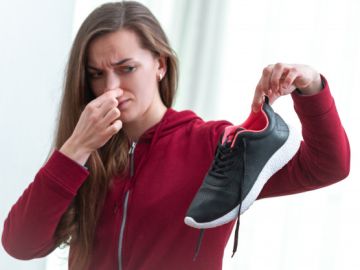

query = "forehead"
[{"left": 87, "top": 29, "right": 148, "bottom": 65}]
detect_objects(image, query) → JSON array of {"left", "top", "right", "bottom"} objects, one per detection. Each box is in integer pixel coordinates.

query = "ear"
[{"left": 156, "top": 56, "right": 167, "bottom": 81}]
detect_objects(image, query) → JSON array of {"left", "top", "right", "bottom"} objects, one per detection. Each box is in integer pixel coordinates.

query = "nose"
[{"left": 104, "top": 71, "right": 121, "bottom": 92}]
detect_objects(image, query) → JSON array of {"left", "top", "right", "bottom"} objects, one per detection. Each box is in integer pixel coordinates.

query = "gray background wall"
[{"left": 0, "top": 1, "right": 74, "bottom": 269}]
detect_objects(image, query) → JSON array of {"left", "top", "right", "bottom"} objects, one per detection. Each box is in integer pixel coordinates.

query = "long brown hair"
[{"left": 52, "top": 1, "right": 178, "bottom": 269}]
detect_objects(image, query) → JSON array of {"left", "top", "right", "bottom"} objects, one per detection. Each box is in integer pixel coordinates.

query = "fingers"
[
  {"left": 90, "top": 88, "right": 123, "bottom": 108},
  {"left": 271, "top": 63, "right": 287, "bottom": 92},
  {"left": 252, "top": 63, "right": 300, "bottom": 111},
  {"left": 279, "top": 67, "right": 298, "bottom": 92},
  {"left": 86, "top": 88, "right": 122, "bottom": 120},
  {"left": 103, "top": 107, "right": 121, "bottom": 125},
  {"left": 98, "top": 97, "right": 119, "bottom": 117},
  {"left": 89, "top": 97, "right": 122, "bottom": 135},
  {"left": 252, "top": 64, "right": 277, "bottom": 112},
  {"left": 252, "top": 80, "right": 265, "bottom": 112},
  {"left": 68, "top": 88, "right": 124, "bottom": 155},
  {"left": 105, "top": 119, "right": 123, "bottom": 137}
]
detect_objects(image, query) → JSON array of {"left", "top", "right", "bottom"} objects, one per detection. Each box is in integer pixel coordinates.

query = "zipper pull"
[{"left": 128, "top": 141, "right": 137, "bottom": 177}]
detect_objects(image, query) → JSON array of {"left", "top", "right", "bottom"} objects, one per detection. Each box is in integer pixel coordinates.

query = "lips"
[
  {"left": 118, "top": 99, "right": 129, "bottom": 105},
  {"left": 118, "top": 99, "right": 131, "bottom": 109}
]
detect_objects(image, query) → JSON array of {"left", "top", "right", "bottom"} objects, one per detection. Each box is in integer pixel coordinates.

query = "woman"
[{"left": 1, "top": 1, "right": 350, "bottom": 270}]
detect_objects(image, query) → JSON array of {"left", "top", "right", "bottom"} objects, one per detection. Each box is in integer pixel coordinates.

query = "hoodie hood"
[
  {"left": 139, "top": 108, "right": 201, "bottom": 142},
  {"left": 134, "top": 108, "right": 202, "bottom": 162}
]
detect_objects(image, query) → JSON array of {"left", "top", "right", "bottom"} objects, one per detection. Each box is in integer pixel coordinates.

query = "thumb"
[{"left": 252, "top": 87, "right": 264, "bottom": 112}]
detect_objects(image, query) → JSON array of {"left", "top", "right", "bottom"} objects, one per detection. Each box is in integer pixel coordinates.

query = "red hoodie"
[{"left": 2, "top": 79, "right": 350, "bottom": 270}]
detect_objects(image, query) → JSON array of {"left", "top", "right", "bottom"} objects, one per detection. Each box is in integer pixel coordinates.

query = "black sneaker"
[{"left": 185, "top": 97, "right": 300, "bottom": 229}]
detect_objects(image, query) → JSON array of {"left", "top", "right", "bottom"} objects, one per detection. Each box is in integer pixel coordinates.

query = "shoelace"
[
  {"left": 193, "top": 229, "right": 205, "bottom": 261},
  {"left": 193, "top": 136, "right": 246, "bottom": 260},
  {"left": 209, "top": 142, "right": 238, "bottom": 178},
  {"left": 232, "top": 137, "right": 246, "bottom": 257}
]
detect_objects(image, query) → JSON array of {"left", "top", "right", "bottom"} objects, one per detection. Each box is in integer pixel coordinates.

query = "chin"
[{"left": 119, "top": 111, "right": 135, "bottom": 124}]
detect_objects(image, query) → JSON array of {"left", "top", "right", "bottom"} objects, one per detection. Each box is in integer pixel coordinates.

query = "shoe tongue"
[{"left": 222, "top": 126, "right": 245, "bottom": 145}]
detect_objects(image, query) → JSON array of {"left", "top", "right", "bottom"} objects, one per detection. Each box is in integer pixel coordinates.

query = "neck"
[{"left": 123, "top": 104, "right": 167, "bottom": 142}]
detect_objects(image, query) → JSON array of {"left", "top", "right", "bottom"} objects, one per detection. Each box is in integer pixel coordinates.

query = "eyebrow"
[{"left": 87, "top": 58, "right": 133, "bottom": 70}]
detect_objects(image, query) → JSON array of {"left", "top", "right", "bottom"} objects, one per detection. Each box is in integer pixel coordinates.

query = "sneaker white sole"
[{"left": 184, "top": 125, "right": 301, "bottom": 229}]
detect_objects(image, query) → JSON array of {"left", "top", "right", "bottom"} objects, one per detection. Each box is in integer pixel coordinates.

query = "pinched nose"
[{"left": 104, "top": 72, "right": 122, "bottom": 92}]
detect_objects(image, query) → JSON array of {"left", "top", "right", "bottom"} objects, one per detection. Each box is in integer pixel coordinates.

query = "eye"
[
  {"left": 119, "top": 66, "right": 137, "bottom": 74},
  {"left": 87, "top": 70, "right": 103, "bottom": 79}
]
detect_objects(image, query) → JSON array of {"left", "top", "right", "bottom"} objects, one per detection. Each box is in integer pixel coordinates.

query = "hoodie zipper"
[{"left": 118, "top": 141, "right": 137, "bottom": 270}]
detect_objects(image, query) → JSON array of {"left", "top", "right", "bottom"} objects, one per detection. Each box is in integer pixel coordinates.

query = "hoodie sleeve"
[
  {"left": 1, "top": 150, "right": 89, "bottom": 260},
  {"left": 258, "top": 76, "right": 350, "bottom": 198}
]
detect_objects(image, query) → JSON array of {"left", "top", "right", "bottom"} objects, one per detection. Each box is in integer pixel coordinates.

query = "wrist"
[
  {"left": 59, "top": 137, "right": 91, "bottom": 166},
  {"left": 297, "top": 74, "right": 323, "bottom": 95}
]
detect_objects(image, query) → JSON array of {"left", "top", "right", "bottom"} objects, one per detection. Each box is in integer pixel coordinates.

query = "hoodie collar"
[{"left": 137, "top": 108, "right": 200, "bottom": 148}]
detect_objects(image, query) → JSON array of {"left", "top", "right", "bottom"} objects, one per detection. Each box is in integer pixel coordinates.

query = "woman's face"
[{"left": 86, "top": 29, "right": 166, "bottom": 123}]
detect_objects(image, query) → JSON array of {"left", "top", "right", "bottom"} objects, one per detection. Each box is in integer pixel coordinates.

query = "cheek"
[
  {"left": 136, "top": 67, "right": 158, "bottom": 90},
  {"left": 90, "top": 80, "right": 104, "bottom": 97},
  {"left": 135, "top": 75, "right": 158, "bottom": 103}
]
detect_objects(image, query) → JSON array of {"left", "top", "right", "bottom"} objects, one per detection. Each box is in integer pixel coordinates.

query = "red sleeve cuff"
[
  {"left": 291, "top": 75, "right": 334, "bottom": 117},
  {"left": 42, "top": 150, "right": 89, "bottom": 195}
]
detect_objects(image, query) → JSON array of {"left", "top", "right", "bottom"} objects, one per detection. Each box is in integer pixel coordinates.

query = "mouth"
[{"left": 118, "top": 99, "right": 131, "bottom": 109}]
